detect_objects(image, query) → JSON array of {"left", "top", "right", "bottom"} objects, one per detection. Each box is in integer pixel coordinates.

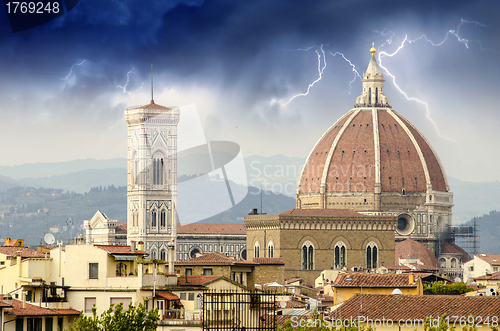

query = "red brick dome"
[{"left": 297, "top": 108, "right": 449, "bottom": 195}]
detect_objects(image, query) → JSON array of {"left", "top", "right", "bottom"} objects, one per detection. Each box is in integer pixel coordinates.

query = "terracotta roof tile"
[
  {"left": 156, "top": 292, "right": 180, "bottom": 300},
  {"left": 177, "top": 275, "right": 221, "bottom": 286},
  {"left": 330, "top": 294, "right": 500, "bottom": 320},
  {"left": 395, "top": 238, "right": 438, "bottom": 269},
  {"left": 176, "top": 252, "right": 256, "bottom": 265},
  {"left": 332, "top": 273, "right": 421, "bottom": 287},
  {"left": 473, "top": 271, "right": 500, "bottom": 280},
  {"left": 7, "top": 299, "right": 60, "bottom": 316},
  {"left": 0, "top": 246, "right": 47, "bottom": 258},
  {"left": 254, "top": 257, "right": 285, "bottom": 265},
  {"left": 177, "top": 223, "right": 246, "bottom": 234},
  {"left": 137, "top": 101, "right": 171, "bottom": 110},
  {"left": 475, "top": 254, "right": 500, "bottom": 266},
  {"left": 441, "top": 242, "right": 470, "bottom": 261},
  {"left": 94, "top": 245, "right": 146, "bottom": 255},
  {"left": 53, "top": 309, "right": 81, "bottom": 315}
]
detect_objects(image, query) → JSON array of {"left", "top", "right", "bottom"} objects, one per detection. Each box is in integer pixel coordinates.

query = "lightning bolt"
[
  {"left": 328, "top": 51, "right": 362, "bottom": 94},
  {"left": 408, "top": 19, "right": 491, "bottom": 51},
  {"left": 281, "top": 45, "right": 362, "bottom": 106},
  {"left": 61, "top": 60, "right": 87, "bottom": 80},
  {"left": 376, "top": 19, "right": 492, "bottom": 148},
  {"left": 282, "top": 45, "right": 327, "bottom": 107},
  {"left": 117, "top": 69, "right": 147, "bottom": 96}
]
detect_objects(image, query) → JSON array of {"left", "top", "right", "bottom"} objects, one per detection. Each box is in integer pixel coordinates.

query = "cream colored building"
[{"left": 462, "top": 253, "right": 500, "bottom": 284}]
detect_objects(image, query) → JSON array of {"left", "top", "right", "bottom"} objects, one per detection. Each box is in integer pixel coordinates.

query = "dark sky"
[{"left": 0, "top": 0, "right": 499, "bottom": 182}]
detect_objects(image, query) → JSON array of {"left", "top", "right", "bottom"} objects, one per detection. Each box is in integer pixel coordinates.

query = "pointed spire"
[
  {"left": 151, "top": 64, "right": 154, "bottom": 104},
  {"left": 354, "top": 44, "right": 390, "bottom": 108}
]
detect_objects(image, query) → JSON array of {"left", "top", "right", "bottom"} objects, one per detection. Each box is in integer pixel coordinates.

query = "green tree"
[
  {"left": 424, "top": 281, "right": 474, "bottom": 295},
  {"left": 66, "top": 301, "right": 159, "bottom": 331}
]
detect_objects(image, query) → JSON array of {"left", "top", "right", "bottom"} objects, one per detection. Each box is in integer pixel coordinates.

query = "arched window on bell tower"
[
  {"left": 375, "top": 87, "right": 378, "bottom": 104},
  {"left": 153, "top": 152, "right": 164, "bottom": 186}
]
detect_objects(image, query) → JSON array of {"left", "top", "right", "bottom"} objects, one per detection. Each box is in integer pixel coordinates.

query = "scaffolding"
[
  {"left": 450, "top": 218, "right": 480, "bottom": 259},
  {"left": 434, "top": 218, "right": 479, "bottom": 260}
]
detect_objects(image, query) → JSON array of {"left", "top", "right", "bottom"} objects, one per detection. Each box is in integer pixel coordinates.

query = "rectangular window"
[
  {"left": 188, "top": 293, "right": 195, "bottom": 301},
  {"left": 89, "top": 263, "right": 98, "bottom": 279},
  {"left": 185, "top": 268, "right": 192, "bottom": 276},
  {"left": 85, "top": 297, "right": 96, "bottom": 313},
  {"left": 494, "top": 267, "right": 498, "bottom": 272},
  {"left": 180, "top": 293, "right": 186, "bottom": 300},
  {"left": 26, "top": 290, "right": 33, "bottom": 302},
  {"left": 16, "top": 319, "right": 23, "bottom": 331},
  {"left": 203, "top": 268, "right": 213, "bottom": 276}
]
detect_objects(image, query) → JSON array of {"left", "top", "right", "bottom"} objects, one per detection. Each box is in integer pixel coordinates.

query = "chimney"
[
  {"left": 130, "top": 241, "right": 136, "bottom": 253},
  {"left": 137, "top": 241, "right": 144, "bottom": 251},
  {"left": 22, "top": 291, "right": 26, "bottom": 309},
  {"left": 248, "top": 209, "right": 258, "bottom": 215},
  {"left": 168, "top": 242, "right": 175, "bottom": 275}
]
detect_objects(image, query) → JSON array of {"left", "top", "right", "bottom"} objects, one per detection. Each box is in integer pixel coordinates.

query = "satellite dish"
[{"left": 44, "top": 233, "right": 55, "bottom": 245}]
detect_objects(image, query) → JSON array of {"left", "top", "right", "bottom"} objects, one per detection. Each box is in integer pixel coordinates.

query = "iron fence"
[{"left": 202, "top": 290, "right": 277, "bottom": 330}]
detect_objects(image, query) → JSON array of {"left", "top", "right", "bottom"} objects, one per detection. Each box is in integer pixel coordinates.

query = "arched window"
[
  {"left": 334, "top": 241, "right": 346, "bottom": 269},
  {"left": 301, "top": 241, "right": 314, "bottom": 270},
  {"left": 151, "top": 249, "right": 157, "bottom": 260},
  {"left": 451, "top": 258, "right": 457, "bottom": 268},
  {"left": 267, "top": 241, "right": 274, "bottom": 258},
  {"left": 366, "top": 242, "right": 378, "bottom": 268},
  {"left": 160, "top": 249, "right": 166, "bottom": 261},
  {"left": 368, "top": 87, "right": 372, "bottom": 104},
  {"left": 439, "top": 258, "right": 447, "bottom": 268},
  {"left": 151, "top": 210, "right": 157, "bottom": 227},
  {"left": 196, "top": 294, "right": 202, "bottom": 310},
  {"left": 153, "top": 152, "right": 164, "bottom": 186},
  {"left": 375, "top": 87, "right": 378, "bottom": 104},
  {"left": 160, "top": 210, "right": 166, "bottom": 228},
  {"left": 254, "top": 242, "right": 260, "bottom": 258}
]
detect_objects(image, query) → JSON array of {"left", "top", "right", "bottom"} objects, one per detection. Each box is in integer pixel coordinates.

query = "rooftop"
[
  {"left": 330, "top": 294, "right": 500, "bottom": 320},
  {"left": 176, "top": 252, "right": 255, "bottom": 265},
  {"left": 332, "top": 273, "right": 421, "bottom": 288},
  {"left": 475, "top": 254, "right": 500, "bottom": 266},
  {"left": 0, "top": 246, "right": 47, "bottom": 258},
  {"left": 177, "top": 275, "right": 222, "bottom": 286}
]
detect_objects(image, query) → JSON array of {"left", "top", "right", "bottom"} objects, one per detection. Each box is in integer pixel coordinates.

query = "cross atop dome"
[{"left": 355, "top": 44, "right": 391, "bottom": 108}]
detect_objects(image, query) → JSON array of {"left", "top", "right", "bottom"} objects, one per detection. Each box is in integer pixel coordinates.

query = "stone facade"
[
  {"left": 83, "top": 210, "right": 127, "bottom": 245},
  {"left": 125, "top": 100, "right": 180, "bottom": 260},
  {"left": 176, "top": 224, "right": 247, "bottom": 261},
  {"left": 245, "top": 209, "right": 396, "bottom": 286},
  {"left": 295, "top": 46, "right": 454, "bottom": 258}
]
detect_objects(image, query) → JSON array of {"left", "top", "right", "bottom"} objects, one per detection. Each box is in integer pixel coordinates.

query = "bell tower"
[{"left": 125, "top": 94, "right": 180, "bottom": 260}]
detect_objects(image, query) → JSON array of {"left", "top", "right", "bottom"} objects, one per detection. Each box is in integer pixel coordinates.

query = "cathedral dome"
[
  {"left": 296, "top": 46, "right": 452, "bottom": 234},
  {"left": 297, "top": 107, "right": 448, "bottom": 196}
]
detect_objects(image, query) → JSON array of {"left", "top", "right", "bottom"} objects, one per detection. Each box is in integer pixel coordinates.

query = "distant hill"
[
  {"left": 0, "top": 158, "right": 126, "bottom": 179},
  {"left": 460, "top": 210, "right": 500, "bottom": 255},
  {"left": 447, "top": 177, "right": 500, "bottom": 224}
]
